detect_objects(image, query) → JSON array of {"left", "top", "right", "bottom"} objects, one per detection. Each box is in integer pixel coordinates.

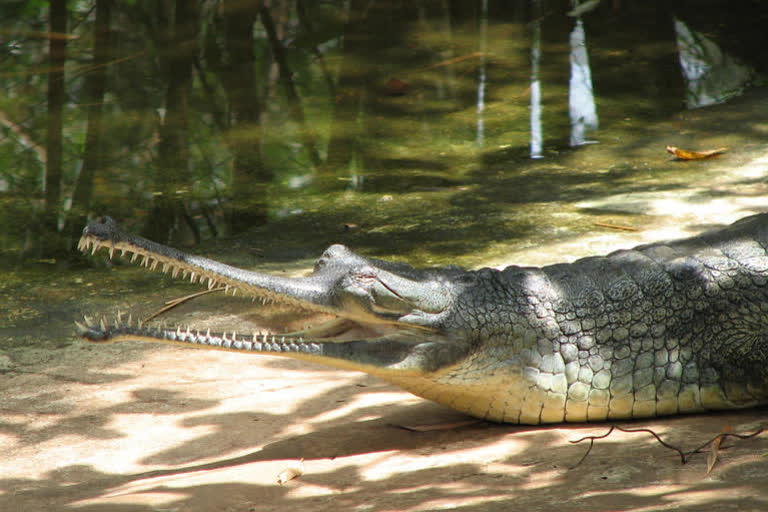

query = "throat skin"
[{"left": 77, "top": 214, "right": 768, "bottom": 424}]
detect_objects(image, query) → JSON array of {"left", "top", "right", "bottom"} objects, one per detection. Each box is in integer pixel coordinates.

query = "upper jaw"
[{"left": 79, "top": 216, "right": 340, "bottom": 315}]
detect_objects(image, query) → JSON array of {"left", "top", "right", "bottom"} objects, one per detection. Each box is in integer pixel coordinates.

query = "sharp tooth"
[
  {"left": 116, "top": 310, "right": 123, "bottom": 323},
  {"left": 100, "top": 317, "right": 107, "bottom": 332},
  {"left": 150, "top": 260, "right": 158, "bottom": 271},
  {"left": 190, "top": 272, "right": 197, "bottom": 283},
  {"left": 74, "top": 320, "right": 87, "bottom": 334},
  {"left": 121, "top": 248, "right": 127, "bottom": 257},
  {"left": 128, "top": 313, "right": 133, "bottom": 326},
  {"left": 131, "top": 252, "right": 139, "bottom": 263},
  {"left": 141, "top": 255, "right": 148, "bottom": 266},
  {"left": 162, "top": 263, "right": 169, "bottom": 273},
  {"left": 232, "top": 331, "right": 237, "bottom": 341},
  {"left": 91, "top": 242, "right": 101, "bottom": 255},
  {"left": 109, "top": 245, "right": 115, "bottom": 259},
  {"left": 84, "top": 315, "right": 94, "bottom": 326},
  {"left": 225, "top": 285, "right": 230, "bottom": 294},
  {"left": 232, "top": 288, "right": 237, "bottom": 297},
  {"left": 172, "top": 267, "right": 180, "bottom": 278}
]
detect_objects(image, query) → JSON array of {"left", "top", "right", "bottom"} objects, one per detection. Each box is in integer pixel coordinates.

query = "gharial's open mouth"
[
  {"left": 75, "top": 219, "right": 425, "bottom": 348},
  {"left": 75, "top": 217, "right": 464, "bottom": 377}
]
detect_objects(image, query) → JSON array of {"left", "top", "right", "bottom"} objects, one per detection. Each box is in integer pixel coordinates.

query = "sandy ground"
[{"left": 1, "top": 335, "right": 767, "bottom": 512}]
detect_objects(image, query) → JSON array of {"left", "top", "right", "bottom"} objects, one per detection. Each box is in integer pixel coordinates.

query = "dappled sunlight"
[
  {"left": 359, "top": 434, "right": 535, "bottom": 482},
  {"left": 71, "top": 490, "right": 188, "bottom": 510},
  {"left": 306, "top": 388, "right": 423, "bottom": 427},
  {"left": 2, "top": 349, "right": 768, "bottom": 512}
]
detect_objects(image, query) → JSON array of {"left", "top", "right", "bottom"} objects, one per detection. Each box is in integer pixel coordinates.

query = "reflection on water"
[
  {"left": 476, "top": 0, "right": 489, "bottom": 147},
  {"left": 529, "top": 0, "right": 544, "bottom": 159},
  {"left": 0, "top": 1, "right": 765, "bottom": 263},
  {"left": 568, "top": 19, "right": 598, "bottom": 147},
  {"left": 674, "top": 18, "right": 756, "bottom": 109}
]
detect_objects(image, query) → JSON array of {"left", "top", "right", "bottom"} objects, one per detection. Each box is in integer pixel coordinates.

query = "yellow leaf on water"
[{"left": 666, "top": 146, "right": 728, "bottom": 160}]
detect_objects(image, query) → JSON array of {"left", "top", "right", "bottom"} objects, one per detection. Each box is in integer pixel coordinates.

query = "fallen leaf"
[
  {"left": 277, "top": 459, "right": 305, "bottom": 485},
  {"left": 425, "top": 51, "right": 483, "bottom": 71},
  {"left": 706, "top": 425, "right": 732, "bottom": 475},
  {"left": 383, "top": 78, "right": 409, "bottom": 96},
  {"left": 666, "top": 146, "right": 728, "bottom": 160},
  {"left": 594, "top": 222, "right": 638, "bottom": 232}
]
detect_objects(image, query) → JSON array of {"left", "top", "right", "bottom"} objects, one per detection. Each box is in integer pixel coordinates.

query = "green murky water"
[{"left": 2, "top": 1, "right": 768, "bottom": 350}]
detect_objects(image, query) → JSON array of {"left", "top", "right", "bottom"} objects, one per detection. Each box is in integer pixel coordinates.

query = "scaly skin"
[{"left": 77, "top": 215, "right": 768, "bottom": 423}]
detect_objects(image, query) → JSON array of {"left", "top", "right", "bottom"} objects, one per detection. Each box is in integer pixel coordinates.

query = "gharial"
[{"left": 76, "top": 214, "right": 768, "bottom": 424}]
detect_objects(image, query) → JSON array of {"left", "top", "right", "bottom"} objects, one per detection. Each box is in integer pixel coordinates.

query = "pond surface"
[{"left": 2, "top": 0, "right": 768, "bottom": 346}]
